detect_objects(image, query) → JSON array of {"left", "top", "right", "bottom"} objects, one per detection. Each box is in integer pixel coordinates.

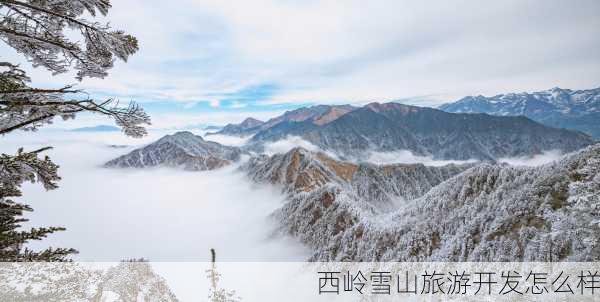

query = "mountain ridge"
[
  {"left": 210, "top": 105, "right": 357, "bottom": 137},
  {"left": 440, "top": 87, "right": 600, "bottom": 138},
  {"left": 243, "top": 144, "right": 600, "bottom": 261},
  {"left": 105, "top": 131, "right": 243, "bottom": 171},
  {"left": 247, "top": 102, "right": 594, "bottom": 160}
]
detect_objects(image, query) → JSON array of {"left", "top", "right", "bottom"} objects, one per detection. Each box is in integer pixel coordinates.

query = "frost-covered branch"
[
  {"left": 0, "top": 0, "right": 138, "bottom": 80},
  {"left": 0, "top": 62, "right": 151, "bottom": 137},
  {"left": 0, "top": 0, "right": 146, "bottom": 262}
]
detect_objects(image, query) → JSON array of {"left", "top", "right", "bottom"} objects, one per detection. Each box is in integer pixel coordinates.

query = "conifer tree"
[{"left": 0, "top": 0, "right": 150, "bottom": 261}]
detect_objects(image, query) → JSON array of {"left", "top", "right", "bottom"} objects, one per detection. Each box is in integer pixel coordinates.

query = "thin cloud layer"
[
  {"left": 365, "top": 150, "right": 478, "bottom": 167},
  {"left": 263, "top": 136, "right": 322, "bottom": 155},
  {"left": 262, "top": 136, "right": 340, "bottom": 160},
  {"left": 204, "top": 134, "right": 251, "bottom": 147},
  {"left": 365, "top": 149, "right": 565, "bottom": 167},
  {"left": 498, "top": 150, "right": 564, "bottom": 167}
]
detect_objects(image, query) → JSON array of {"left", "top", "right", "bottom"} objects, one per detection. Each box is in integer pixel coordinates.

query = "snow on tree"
[
  {"left": 0, "top": 0, "right": 149, "bottom": 261},
  {"left": 207, "top": 249, "right": 241, "bottom": 302},
  {"left": 0, "top": 0, "right": 138, "bottom": 80},
  {"left": 243, "top": 145, "right": 600, "bottom": 262}
]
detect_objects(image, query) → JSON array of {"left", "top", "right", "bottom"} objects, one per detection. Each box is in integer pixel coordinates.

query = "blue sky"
[{"left": 1, "top": 0, "right": 599, "bottom": 129}]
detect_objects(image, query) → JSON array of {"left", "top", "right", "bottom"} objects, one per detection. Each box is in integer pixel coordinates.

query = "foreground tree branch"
[
  {"left": 0, "top": 0, "right": 147, "bottom": 261},
  {"left": 0, "top": 147, "right": 78, "bottom": 261},
  {"left": 0, "top": 62, "right": 150, "bottom": 137},
  {"left": 0, "top": 0, "right": 138, "bottom": 79}
]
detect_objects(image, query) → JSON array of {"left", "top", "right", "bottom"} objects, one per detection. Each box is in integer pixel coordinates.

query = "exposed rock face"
[
  {"left": 242, "top": 146, "right": 473, "bottom": 221},
  {"left": 259, "top": 105, "right": 357, "bottom": 130},
  {"left": 312, "top": 105, "right": 357, "bottom": 125},
  {"left": 105, "top": 131, "right": 242, "bottom": 171},
  {"left": 244, "top": 148, "right": 471, "bottom": 200},
  {"left": 245, "top": 144, "right": 600, "bottom": 262},
  {"left": 440, "top": 87, "right": 600, "bottom": 138},
  {"left": 249, "top": 103, "right": 595, "bottom": 161}
]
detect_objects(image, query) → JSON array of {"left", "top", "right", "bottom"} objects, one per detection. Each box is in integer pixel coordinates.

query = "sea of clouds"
[
  {"left": 0, "top": 129, "right": 572, "bottom": 301},
  {"left": 1, "top": 129, "right": 566, "bottom": 262},
  {"left": 0, "top": 129, "right": 308, "bottom": 262}
]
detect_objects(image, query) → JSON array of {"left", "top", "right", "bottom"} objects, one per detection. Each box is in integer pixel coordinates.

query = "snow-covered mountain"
[
  {"left": 243, "top": 147, "right": 472, "bottom": 211},
  {"left": 210, "top": 105, "right": 357, "bottom": 137},
  {"left": 105, "top": 131, "right": 242, "bottom": 171},
  {"left": 243, "top": 144, "right": 600, "bottom": 261},
  {"left": 209, "top": 117, "right": 265, "bottom": 136},
  {"left": 248, "top": 102, "right": 594, "bottom": 160},
  {"left": 440, "top": 87, "right": 600, "bottom": 138}
]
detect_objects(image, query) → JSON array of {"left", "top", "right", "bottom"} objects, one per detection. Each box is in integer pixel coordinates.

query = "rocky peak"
[
  {"left": 440, "top": 86, "right": 600, "bottom": 138},
  {"left": 105, "top": 132, "right": 242, "bottom": 171},
  {"left": 312, "top": 105, "right": 356, "bottom": 125},
  {"left": 239, "top": 117, "right": 264, "bottom": 128}
]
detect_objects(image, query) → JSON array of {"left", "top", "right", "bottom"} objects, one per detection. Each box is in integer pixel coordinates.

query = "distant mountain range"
[
  {"left": 105, "top": 131, "right": 242, "bottom": 171},
  {"left": 210, "top": 117, "right": 265, "bottom": 136},
  {"left": 242, "top": 144, "right": 600, "bottom": 261},
  {"left": 440, "top": 87, "right": 600, "bottom": 138},
  {"left": 217, "top": 102, "right": 593, "bottom": 160},
  {"left": 71, "top": 125, "right": 120, "bottom": 132},
  {"left": 208, "top": 105, "right": 357, "bottom": 137}
]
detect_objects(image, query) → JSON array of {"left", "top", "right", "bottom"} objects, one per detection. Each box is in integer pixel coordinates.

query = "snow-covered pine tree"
[{"left": 0, "top": 0, "right": 150, "bottom": 261}]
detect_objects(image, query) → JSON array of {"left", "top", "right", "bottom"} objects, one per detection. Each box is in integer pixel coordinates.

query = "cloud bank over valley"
[{"left": 0, "top": 131, "right": 309, "bottom": 261}]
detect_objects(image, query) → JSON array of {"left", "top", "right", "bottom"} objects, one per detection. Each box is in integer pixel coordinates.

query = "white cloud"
[
  {"left": 263, "top": 136, "right": 319, "bottom": 155},
  {"left": 1, "top": 131, "right": 309, "bottom": 261},
  {"left": 204, "top": 134, "right": 251, "bottom": 147},
  {"left": 498, "top": 150, "right": 564, "bottom": 167},
  {"left": 364, "top": 149, "right": 565, "bottom": 167},
  {"left": 364, "top": 150, "right": 478, "bottom": 167},
  {"left": 1, "top": 0, "right": 598, "bottom": 107}
]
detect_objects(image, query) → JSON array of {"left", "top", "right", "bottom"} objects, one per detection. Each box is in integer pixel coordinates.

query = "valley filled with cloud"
[{"left": 0, "top": 130, "right": 309, "bottom": 261}]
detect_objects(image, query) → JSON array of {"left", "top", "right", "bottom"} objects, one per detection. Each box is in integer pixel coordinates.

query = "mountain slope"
[
  {"left": 105, "top": 131, "right": 242, "bottom": 171},
  {"left": 249, "top": 144, "right": 600, "bottom": 261},
  {"left": 212, "top": 105, "right": 357, "bottom": 137},
  {"left": 243, "top": 147, "right": 473, "bottom": 216},
  {"left": 440, "top": 87, "right": 600, "bottom": 138},
  {"left": 249, "top": 103, "right": 594, "bottom": 160},
  {"left": 210, "top": 117, "right": 264, "bottom": 136}
]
